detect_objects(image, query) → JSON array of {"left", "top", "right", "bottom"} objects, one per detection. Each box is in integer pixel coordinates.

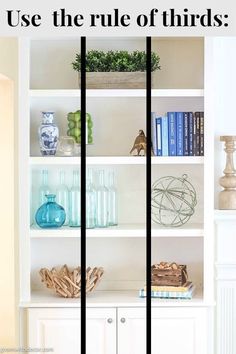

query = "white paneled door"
[
  {"left": 27, "top": 308, "right": 116, "bottom": 354},
  {"left": 118, "top": 307, "right": 207, "bottom": 354}
]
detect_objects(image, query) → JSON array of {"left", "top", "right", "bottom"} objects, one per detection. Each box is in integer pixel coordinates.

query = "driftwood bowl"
[{"left": 39, "top": 265, "right": 104, "bottom": 298}]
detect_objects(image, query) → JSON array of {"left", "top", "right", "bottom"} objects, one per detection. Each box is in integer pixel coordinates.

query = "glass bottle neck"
[
  {"left": 59, "top": 171, "right": 66, "bottom": 185},
  {"left": 42, "top": 170, "right": 48, "bottom": 186},
  {"left": 108, "top": 171, "right": 115, "bottom": 187},
  {"left": 73, "top": 171, "right": 80, "bottom": 187},
  {"left": 98, "top": 170, "right": 105, "bottom": 186},
  {"left": 46, "top": 194, "right": 56, "bottom": 202}
]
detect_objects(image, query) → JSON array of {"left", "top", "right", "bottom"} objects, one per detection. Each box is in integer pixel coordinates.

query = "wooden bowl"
[{"left": 39, "top": 264, "right": 104, "bottom": 298}]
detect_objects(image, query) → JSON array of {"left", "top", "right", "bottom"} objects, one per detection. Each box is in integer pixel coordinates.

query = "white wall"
[
  {"left": 213, "top": 37, "right": 236, "bottom": 208},
  {"left": 0, "top": 38, "right": 18, "bottom": 347}
]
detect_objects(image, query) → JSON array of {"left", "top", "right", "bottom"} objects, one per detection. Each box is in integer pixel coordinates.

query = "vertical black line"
[
  {"left": 146, "top": 37, "right": 152, "bottom": 354},
  {"left": 80, "top": 36, "right": 86, "bottom": 354}
]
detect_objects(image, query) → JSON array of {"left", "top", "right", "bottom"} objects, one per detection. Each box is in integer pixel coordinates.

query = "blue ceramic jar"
[{"left": 39, "top": 111, "right": 59, "bottom": 156}]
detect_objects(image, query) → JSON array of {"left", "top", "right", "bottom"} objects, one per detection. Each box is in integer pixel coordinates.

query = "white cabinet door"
[
  {"left": 118, "top": 307, "right": 207, "bottom": 354},
  {"left": 28, "top": 308, "right": 116, "bottom": 354}
]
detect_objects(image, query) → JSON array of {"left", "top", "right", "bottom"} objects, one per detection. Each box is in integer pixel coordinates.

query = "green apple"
[
  {"left": 88, "top": 120, "right": 93, "bottom": 128},
  {"left": 67, "top": 112, "right": 74, "bottom": 121},
  {"left": 74, "top": 112, "right": 81, "bottom": 122},
  {"left": 68, "top": 121, "right": 75, "bottom": 129}
]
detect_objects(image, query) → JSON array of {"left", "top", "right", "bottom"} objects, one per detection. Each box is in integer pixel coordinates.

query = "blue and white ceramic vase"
[{"left": 39, "top": 111, "right": 59, "bottom": 156}]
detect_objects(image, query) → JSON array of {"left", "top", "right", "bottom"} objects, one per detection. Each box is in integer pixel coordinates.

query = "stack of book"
[
  {"left": 152, "top": 112, "right": 204, "bottom": 156},
  {"left": 139, "top": 281, "right": 195, "bottom": 300}
]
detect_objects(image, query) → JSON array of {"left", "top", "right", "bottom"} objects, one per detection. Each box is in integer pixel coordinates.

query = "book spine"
[
  {"left": 183, "top": 112, "right": 189, "bottom": 156},
  {"left": 200, "top": 112, "right": 204, "bottom": 156},
  {"left": 195, "top": 112, "right": 201, "bottom": 156},
  {"left": 188, "top": 112, "right": 194, "bottom": 156},
  {"left": 139, "top": 287, "right": 195, "bottom": 299},
  {"left": 167, "top": 112, "right": 176, "bottom": 156},
  {"left": 193, "top": 113, "right": 197, "bottom": 156},
  {"left": 156, "top": 117, "right": 162, "bottom": 156},
  {"left": 176, "top": 112, "right": 184, "bottom": 156},
  {"left": 161, "top": 116, "right": 169, "bottom": 156},
  {"left": 151, "top": 112, "right": 157, "bottom": 156}
]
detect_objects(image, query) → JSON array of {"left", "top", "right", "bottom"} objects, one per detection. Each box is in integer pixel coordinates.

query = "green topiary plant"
[{"left": 72, "top": 50, "right": 161, "bottom": 73}]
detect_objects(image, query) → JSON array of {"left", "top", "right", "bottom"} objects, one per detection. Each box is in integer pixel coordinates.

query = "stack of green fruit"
[{"left": 67, "top": 110, "right": 93, "bottom": 144}]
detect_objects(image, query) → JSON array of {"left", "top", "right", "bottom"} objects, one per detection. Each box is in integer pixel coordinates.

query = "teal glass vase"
[{"left": 35, "top": 194, "right": 66, "bottom": 228}]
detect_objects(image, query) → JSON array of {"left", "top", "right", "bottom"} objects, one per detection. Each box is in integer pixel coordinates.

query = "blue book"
[
  {"left": 156, "top": 117, "right": 162, "bottom": 156},
  {"left": 167, "top": 112, "right": 176, "bottom": 156},
  {"left": 176, "top": 112, "right": 184, "bottom": 156},
  {"left": 183, "top": 112, "right": 189, "bottom": 156},
  {"left": 161, "top": 116, "right": 169, "bottom": 156},
  {"left": 151, "top": 112, "right": 157, "bottom": 155},
  {"left": 188, "top": 112, "right": 194, "bottom": 156}
]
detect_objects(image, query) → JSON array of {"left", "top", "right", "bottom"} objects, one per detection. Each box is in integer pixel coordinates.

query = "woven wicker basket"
[{"left": 39, "top": 265, "right": 104, "bottom": 298}]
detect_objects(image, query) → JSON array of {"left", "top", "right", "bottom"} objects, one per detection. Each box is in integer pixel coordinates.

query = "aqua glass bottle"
[
  {"left": 56, "top": 171, "right": 69, "bottom": 226},
  {"left": 96, "top": 170, "right": 109, "bottom": 228},
  {"left": 38, "top": 169, "right": 50, "bottom": 207},
  {"left": 107, "top": 171, "right": 118, "bottom": 226},
  {"left": 35, "top": 194, "right": 65, "bottom": 228},
  {"left": 86, "top": 169, "right": 96, "bottom": 229},
  {"left": 69, "top": 170, "right": 81, "bottom": 227}
]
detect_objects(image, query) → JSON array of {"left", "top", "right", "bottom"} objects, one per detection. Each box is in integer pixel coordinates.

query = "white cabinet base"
[
  {"left": 28, "top": 307, "right": 209, "bottom": 354},
  {"left": 118, "top": 307, "right": 207, "bottom": 354},
  {"left": 28, "top": 308, "right": 116, "bottom": 354}
]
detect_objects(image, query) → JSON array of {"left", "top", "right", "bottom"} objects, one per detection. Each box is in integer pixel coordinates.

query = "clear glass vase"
[
  {"left": 69, "top": 170, "right": 81, "bottom": 227},
  {"left": 96, "top": 170, "right": 109, "bottom": 228},
  {"left": 35, "top": 194, "right": 65, "bottom": 228},
  {"left": 56, "top": 171, "right": 69, "bottom": 226},
  {"left": 38, "top": 169, "right": 50, "bottom": 206},
  {"left": 86, "top": 169, "right": 96, "bottom": 229},
  {"left": 107, "top": 171, "right": 118, "bottom": 226}
]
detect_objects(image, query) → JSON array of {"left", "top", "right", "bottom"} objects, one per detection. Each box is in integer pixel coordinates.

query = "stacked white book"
[{"left": 139, "top": 282, "right": 195, "bottom": 299}]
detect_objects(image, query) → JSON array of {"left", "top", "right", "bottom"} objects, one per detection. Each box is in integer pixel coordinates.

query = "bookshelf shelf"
[
  {"left": 20, "top": 289, "right": 206, "bottom": 308},
  {"left": 29, "top": 156, "right": 204, "bottom": 166},
  {"left": 29, "top": 89, "right": 204, "bottom": 98},
  {"left": 30, "top": 223, "right": 204, "bottom": 238}
]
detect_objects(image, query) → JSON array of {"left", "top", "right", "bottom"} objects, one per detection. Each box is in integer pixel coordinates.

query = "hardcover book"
[
  {"left": 188, "top": 112, "right": 194, "bottom": 156},
  {"left": 176, "top": 112, "right": 184, "bottom": 156},
  {"left": 156, "top": 117, "right": 162, "bottom": 156},
  {"left": 139, "top": 282, "right": 195, "bottom": 299},
  {"left": 161, "top": 116, "right": 169, "bottom": 156},
  {"left": 183, "top": 112, "right": 189, "bottom": 156},
  {"left": 195, "top": 112, "right": 201, "bottom": 156},
  {"left": 167, "top": 112, "right": 177, "bottom": 156},
  {"left": 200, "top": 112, "right": 204, "bottom": 156}
]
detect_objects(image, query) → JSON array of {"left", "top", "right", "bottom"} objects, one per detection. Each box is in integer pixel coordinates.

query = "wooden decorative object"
[
  {"left": 78, "top": 72, "right": 146, "bottom": 89},
  {"left": 152, "top": 262, "right": 188, "bottom": 286},
  {"left": 39, "top": 265, "right": 104, "bottom": 298},
  {"left": 130, "top": 130, "right": 147, "bottom": 156},
  {"left": 219, "top": 136, "right": 236, "bottom": 209}
]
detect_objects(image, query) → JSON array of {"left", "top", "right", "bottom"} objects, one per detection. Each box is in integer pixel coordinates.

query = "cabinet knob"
[
  {"left": 120, "top": 318, "right": 126, "bottom": 323},
  {"left": 107, "top": 318, "right": 113, "bottom": 324}
]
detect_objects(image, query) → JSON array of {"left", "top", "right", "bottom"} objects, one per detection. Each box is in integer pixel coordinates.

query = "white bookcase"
[{"left": 18, "top": 37, "right": 215, "bottom": 353}]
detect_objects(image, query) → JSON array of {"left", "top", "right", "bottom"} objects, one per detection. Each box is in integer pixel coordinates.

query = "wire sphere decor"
[{"left": 151, "top": 174, "right": 197, "bottom": 227}]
